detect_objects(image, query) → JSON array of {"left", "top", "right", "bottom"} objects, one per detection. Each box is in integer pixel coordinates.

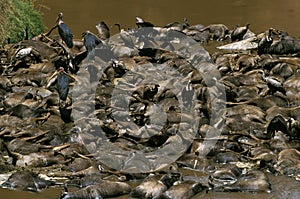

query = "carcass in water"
[
  {"left": 274, "top": 149, "right": 300, "bottom": 177},
  {"left": 221, "top": 170, "right": 271, "bottom": 193},
  {"left": 130, "top": 173, "right": 181, "bottom": 198},
  {"left": 60, "top": 180, "right": 131, "bottom": 199},
  {"left": 161, "top": 180, "right": 207, "bottom": 199},
  {"left": 1, "top": 170, "right": 55, "bottom": 192},
  {"left": 199, "top": 24, "right": 229, "bottom": 41}
]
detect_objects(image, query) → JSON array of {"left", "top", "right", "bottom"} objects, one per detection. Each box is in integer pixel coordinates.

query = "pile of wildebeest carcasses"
[{"left": 0, "top": 14, "right": 299, "bottom": 198}]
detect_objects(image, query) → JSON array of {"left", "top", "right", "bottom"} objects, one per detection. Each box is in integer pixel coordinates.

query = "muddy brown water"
[
  {"left": 1, "top": 172, "right": 299, "bottom": 199},
  {"left": 41, "top": 0, "right": 300, "bottom": 38},
  {"left": 1, "top": 0, "right": 300, "bottom": 198}
]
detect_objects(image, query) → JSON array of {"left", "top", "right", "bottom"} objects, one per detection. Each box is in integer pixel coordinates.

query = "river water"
[
  {"left": 1, "top": 0, "right": 300, "bottom": 198},
  {"left": 41, "top": 0, "right": 300, "bottom": 38}
]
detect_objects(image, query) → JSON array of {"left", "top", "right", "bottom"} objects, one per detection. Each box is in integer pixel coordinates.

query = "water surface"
[{"left": 41, "top": 0, "right": 300, "bottom": 38}]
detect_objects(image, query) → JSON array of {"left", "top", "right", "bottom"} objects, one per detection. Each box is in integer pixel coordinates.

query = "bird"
[
  {"left": 59, "top": 105, "right": 72, "bottom": 123},
  {"left": 231, "top": 23, "right": 250, "bottom": 41},
  {"left": 266, "top": 114, "right": 287, "bottom": 139},
  {"left": 267, "top": 114, "right": 300, "bottom": 139},
  {"left": 114, "top": 23, "right": 123, "bottom": 33},
  {"left": 136, "top": 17, "right": 154, "bottom": 28},
  {"left": 96, "top": 21, "right": 110, "bottom": 41},
  {"left": 181, "top": 82, "right": 195, "bottom": 107},
  {"left": 164, "top": 18, "right": 190, "bottom": 32},
  {"left": 257, "top": 28, "right": 275, "bottom": 55},
  {"left": 143, "top": 84, "right": 159, "bottom": 101},
  {"left": 114, "top": 23, "right": 135, "bottom": 48},
  {"left": 287, "top": 117, "right": 300, "bottom": 138},
  {"left": 82, "top": 30, "right": 102, "bottom": 53},
  {"left": 268, "top": 30, "right": 300, "bottom": 55},
  {"left": 258, "top": 70, "right": 286, "bottom": 95},
  {"left": 57, "top": 67, "right": 70, "bottom": 101},
  {"left": 56, "top": 12, "right": 73, "bottom": 48},
  {"left": 258, "top": 28, "right": 300, "bottom": 55}
]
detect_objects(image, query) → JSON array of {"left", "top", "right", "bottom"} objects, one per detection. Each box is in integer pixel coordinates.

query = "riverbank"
[{"left": 0, "top": 0, "right": 44, "bottom": 44}]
